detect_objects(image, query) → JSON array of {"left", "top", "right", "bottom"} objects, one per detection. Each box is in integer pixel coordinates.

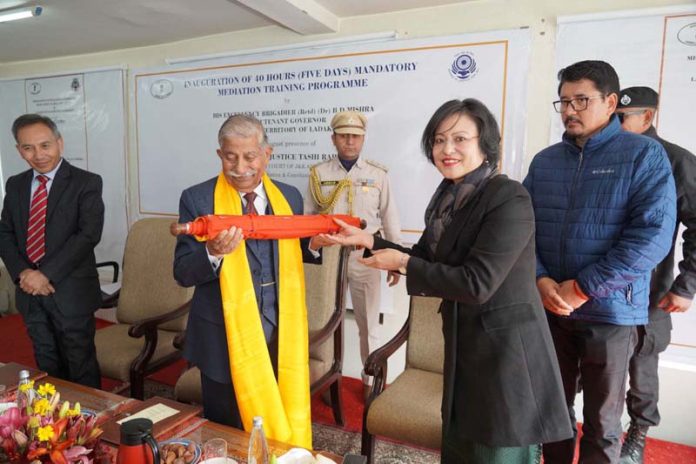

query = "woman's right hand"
[{"left": 324, "top": 218, "right": 374, "bottom": 249}]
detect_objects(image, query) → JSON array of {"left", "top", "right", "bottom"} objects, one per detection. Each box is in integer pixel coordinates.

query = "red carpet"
[
  {"left": 0, "top": 313, "right": 186, "bottom": 391},
  {"left": 311, "top": 376, "right": 365, "bottom": 433},
  {"left": 3, "top": 313, "right": 696, "bottom": 461}
]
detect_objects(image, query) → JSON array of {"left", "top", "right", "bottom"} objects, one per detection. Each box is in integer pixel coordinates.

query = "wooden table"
[
  {"left": 181, "top": 420, "right": 341, "bottom": 463},
  {"left": 2, "top": 366, "right": 342, "bottom": 463},
  {"left": 43, "top": 376, "right": 138, "bottom": 425}
]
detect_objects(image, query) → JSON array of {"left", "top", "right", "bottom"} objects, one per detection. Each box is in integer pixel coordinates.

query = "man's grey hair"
[
  {"left": 12, "top": 114, "right": 62, "bottom": 142},
  {"left": 217, "top": 113, "right": 269, "bottom": 148}
]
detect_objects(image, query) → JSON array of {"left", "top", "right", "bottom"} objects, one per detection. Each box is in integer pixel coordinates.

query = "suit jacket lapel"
[
  {"left": 434, "top": 176, "right": 499, "bottom": 261},
  {"left": 434, "top": 195, "right": 479, "bottom": 261},
  {"left": 18, "top": 170, "right": 34, "bottom": 245},
  {"left": 46, "top": 160, "right": 71, "bottom": 224}
]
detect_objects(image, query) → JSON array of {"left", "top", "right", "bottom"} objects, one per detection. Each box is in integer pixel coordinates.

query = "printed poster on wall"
[{"left": 133, "top": 29, "right": 531, "bottom": 242}]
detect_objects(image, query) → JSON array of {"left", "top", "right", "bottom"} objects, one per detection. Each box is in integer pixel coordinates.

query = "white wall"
[{"left": 1, "top": 0, "right": 692, "bottom": 214}]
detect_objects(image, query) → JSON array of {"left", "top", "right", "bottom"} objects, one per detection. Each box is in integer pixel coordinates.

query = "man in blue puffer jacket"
[{"left": 523, "top": 60, "right": 676, "bottom": 464}]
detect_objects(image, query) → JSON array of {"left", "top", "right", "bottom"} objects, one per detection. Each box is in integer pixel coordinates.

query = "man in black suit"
[
  {"left": 174, "top": 114, "right": 321, "bottom": 432},
  {"left": 0, "top": 114, "right": 104, "bottom": 388}
]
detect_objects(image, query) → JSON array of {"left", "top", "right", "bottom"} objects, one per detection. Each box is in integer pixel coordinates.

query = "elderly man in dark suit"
[
  {"left": 0, "top": 114, "right": 104, "bottom": 388},
  {"left": 174, "top": 114, "right": 322, "bottom": 436}
]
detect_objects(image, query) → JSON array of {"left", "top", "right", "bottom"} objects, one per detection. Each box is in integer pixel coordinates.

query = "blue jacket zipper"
[{"left": 560, "top": 150, "right": 584, "bottom": 281}]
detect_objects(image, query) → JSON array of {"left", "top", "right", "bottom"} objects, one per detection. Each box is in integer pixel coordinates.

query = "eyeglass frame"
[
  {"left": 616, "top": 110, "right": 648, "bottom": 123},
  {"left": 552, "top": 94, "right": 606, "bottom": 113}
]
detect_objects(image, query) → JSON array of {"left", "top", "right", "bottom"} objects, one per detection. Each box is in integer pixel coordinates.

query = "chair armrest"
[
  {"left": 364, "top": 316, "right": 409, "bottom": 377},
  {"left": 96, "top": 261, "right": 120, "bottom": 283},
  {"left": 309, "top": 305, "right": 344, "bottom": 347},
  {"left": 128, "top": 300, "right": 191, "bottom": 339},
  {"left": 173, "top": 331, "right": 186, "bottom": 350},
  {"left": 363, "top": 315, "right": 410, "bottom": 404}
]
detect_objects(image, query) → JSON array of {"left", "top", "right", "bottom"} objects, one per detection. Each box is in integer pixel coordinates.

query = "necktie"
[
  {"left": 244, "top": 192, "right": 258, "bottom": 215},
  {"left": 26, "top": 175, "right": 49, "bottom": 264}
]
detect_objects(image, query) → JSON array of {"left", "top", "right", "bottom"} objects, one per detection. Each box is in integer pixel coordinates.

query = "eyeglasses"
[
  {"left": 616, "top": 110, "right": 647, "bottom": 123},
  {"left": 552, "top": 95, "right": 605, "bottom": 113}
]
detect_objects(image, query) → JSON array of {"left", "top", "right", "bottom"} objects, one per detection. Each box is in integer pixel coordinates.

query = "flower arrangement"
[{"left": 0, "top": 381, "right": 103, "bottom": 464}]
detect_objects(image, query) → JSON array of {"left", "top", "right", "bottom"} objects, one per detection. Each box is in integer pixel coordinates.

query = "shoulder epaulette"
[
  {"left": 365, "top": 159, "right": 388, "bottom": 172},
  {"left": 310, "top": 159, "right": 329, "bottom": 170}
]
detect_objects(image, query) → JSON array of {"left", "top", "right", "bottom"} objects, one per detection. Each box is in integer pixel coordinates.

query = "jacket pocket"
[
  {"left": 480, "top": 303, "right": 536, "bottom": 332},
  {"left": 625, "top": 284, "right": 634, "bottom": 306}
]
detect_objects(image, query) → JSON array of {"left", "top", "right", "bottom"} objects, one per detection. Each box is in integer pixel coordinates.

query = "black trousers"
[
  {"left": 200, "top": 334, "right": 278, "bottom": 428},
  {"left": 626, "top": 317, "right": 671, "bottom": 427},
  {"left": 543, "top": 316, "right": 637, "bottom": 464},
  {"left": 21, "top": 294, "right": 101, "bottom": 388}
]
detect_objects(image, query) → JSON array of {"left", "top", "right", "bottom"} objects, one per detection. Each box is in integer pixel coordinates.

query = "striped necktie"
[
  {"left": 244, "top": 191, "right": 258, "bottom": 215},
  {"left": 26, "top": 175, "right": 49, "bottom": 264}
]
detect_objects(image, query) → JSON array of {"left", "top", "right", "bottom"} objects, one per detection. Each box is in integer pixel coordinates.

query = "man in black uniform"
[{"left": 616, "top": 86, "right": 696, "bottom": 464}]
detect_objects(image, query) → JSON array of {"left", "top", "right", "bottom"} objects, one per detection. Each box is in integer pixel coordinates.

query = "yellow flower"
[
  {"left": 18, "top": 380, "right": 34, "bottom": 392},
  {"left": 37, "top": 425, "right": 54, "bottom": 442},
  {"left": 32, "top": 398, "right": 51, "bottom": 416},
  {"left": 37, "top": 383, "right": 56, "bottom": 397}
]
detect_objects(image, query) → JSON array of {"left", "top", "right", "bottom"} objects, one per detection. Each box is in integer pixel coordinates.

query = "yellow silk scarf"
[{"left": 213, "top": 173, "right": 311, "bottom": 448}]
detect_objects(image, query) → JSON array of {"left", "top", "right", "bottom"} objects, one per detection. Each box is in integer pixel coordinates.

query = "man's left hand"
[
  {"left": 19, "top": 269, "right": 55, "bottom": 296},
  {"left": 387, "top": 271, "right": 400, "bottom": 287},
  {"left": 658, "top": 292, "right": 693, "bottom": 313},
  {"left": 309, "top": 234, "right": 335, "bottom": 250}
]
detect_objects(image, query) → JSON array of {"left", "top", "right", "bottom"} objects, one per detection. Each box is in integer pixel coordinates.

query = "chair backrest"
[
  {"left": 0, "top": 259, "right": 17, "bottom": 315},
  {"left": 306, "top": 245, "right": 346, "bottom": 364},
  {"left": 405, "top": 296, "right": 444, "bottom": 374},
  {"left": 116, "top": 218, "right": 192, "bottom": 330}
]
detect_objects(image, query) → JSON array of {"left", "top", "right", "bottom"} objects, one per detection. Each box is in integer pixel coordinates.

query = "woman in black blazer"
[{"left": 328, "top": 99, "right": 572, "bottom": 463}]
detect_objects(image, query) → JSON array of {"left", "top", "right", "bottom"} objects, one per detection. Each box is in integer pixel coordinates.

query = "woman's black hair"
[{"left": 420, "top": 98, "right": 501, "bottom": 166}]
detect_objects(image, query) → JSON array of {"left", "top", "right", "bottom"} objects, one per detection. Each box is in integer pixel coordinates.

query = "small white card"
[{"left": 116, "top": 403, "right": 179, "bottom": 425}]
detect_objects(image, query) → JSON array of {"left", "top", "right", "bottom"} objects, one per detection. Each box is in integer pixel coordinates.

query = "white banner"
[
  {"left": 555, "top": 7, "right": 696, "bottom": 359},
  {"left": 133, "top": 29, "right": 531, "bottom": 243}
]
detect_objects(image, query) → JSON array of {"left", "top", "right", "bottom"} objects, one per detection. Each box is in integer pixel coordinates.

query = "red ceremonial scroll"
[{"left": 170, "top": 214, "right": 363, "bottom": 240}]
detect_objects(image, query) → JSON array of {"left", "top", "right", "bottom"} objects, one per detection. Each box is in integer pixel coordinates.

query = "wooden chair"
[
  {"left": 174, "top": 245, "right": 350, "bottom": 426},
  {"left": 361, "top": 296, "right": 444, "bottom": 463},
  {"left": 94, "top": 218, "right": 192, "bottom": 399},
  {"left": 306, "top": 245, "right": 349, "bottom": 425},
  {"left": 0, "top": 260, "right": 17, "bottom": 316},
  {"left": 96, "top": 260, "right": 120, "bottom": 309}
]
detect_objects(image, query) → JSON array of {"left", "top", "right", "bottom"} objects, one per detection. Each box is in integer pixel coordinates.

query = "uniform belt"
[{"left": 261, "top": 281, "right": 276, "bottom": 287}]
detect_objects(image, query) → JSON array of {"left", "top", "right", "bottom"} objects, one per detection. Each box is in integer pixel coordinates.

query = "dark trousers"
[
  {"left": 626, "top": 317, "right": 671, "bottom": 427},
  {"left": 21, "top": 295, "right": 101, "bottom": 388},
  {"left": 200, "top": 334, "right": 278, "bottom": 428},
  {"left": 543, "top": 316, "right": 637, "bottom": 464}
]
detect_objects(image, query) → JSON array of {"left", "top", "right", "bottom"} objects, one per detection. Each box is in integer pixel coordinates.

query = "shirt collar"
[
  {"left": 237, "top": 182, "right": 267, "bottom": 201},
  {"left": 33, "top": 158, "right": 63, "bottom": 182}
]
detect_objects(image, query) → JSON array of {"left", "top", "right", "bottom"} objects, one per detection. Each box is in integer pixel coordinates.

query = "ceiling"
[{"left": 0, "top": 0, "right": 466, "bottom": 63}]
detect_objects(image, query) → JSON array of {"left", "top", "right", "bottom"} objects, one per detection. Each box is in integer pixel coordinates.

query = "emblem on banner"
[
  {"left": 620, "top": 94, "right": 632, "bottom": 106},
  {"left": 450, "top": 52, "right": 478, "bottom": 81},
  {"left": 150, "top": 79, "right": 174, "bottom": 99},
  {"left": 677, "top": 23, "right": 696, "bottom": 46},
  {"left": 28, "top": 82, "right": 42, "bottom": 95}
]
